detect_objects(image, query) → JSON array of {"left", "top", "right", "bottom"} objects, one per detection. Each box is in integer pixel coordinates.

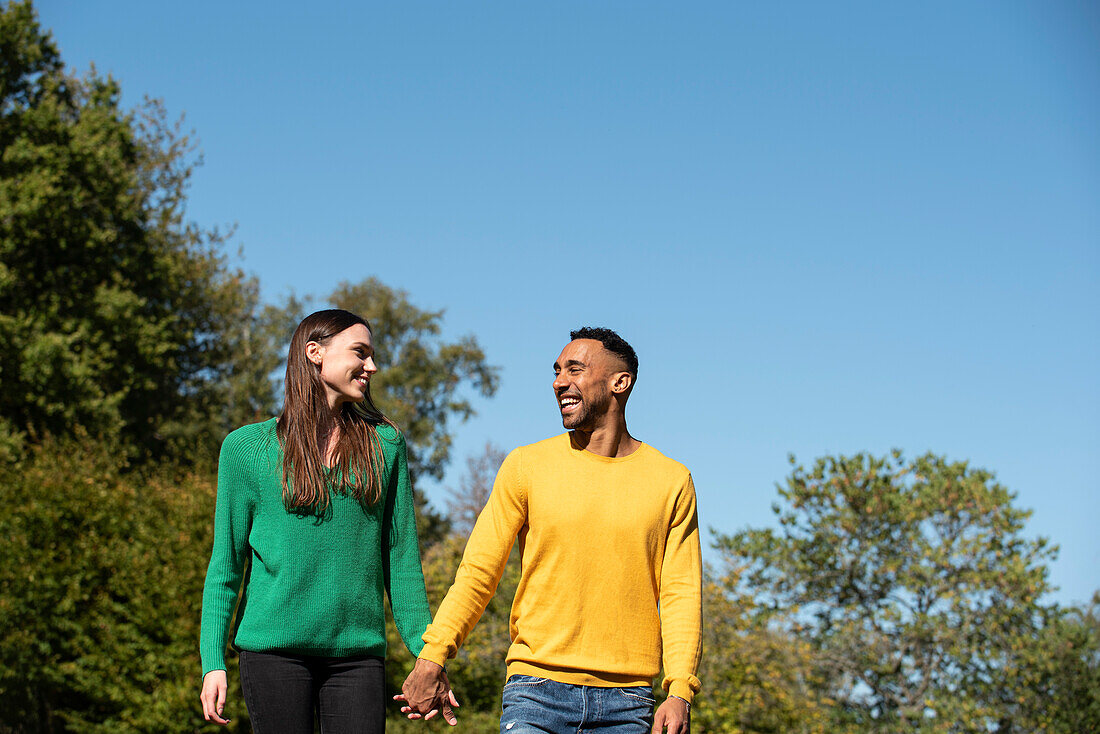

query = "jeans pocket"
[
  {"left": 501, "top": 676, "right": 554, "bottom": 720},
  {"left": 504, "top": 674, "right": 549, "bottom": 688},
  {"left": 615, "top": 686, "right": 656, "bottom": 706}
]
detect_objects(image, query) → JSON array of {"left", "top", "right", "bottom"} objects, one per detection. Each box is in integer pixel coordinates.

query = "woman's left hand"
[{"left": 200, "top": 670, "right": 231, "bottom": 725}]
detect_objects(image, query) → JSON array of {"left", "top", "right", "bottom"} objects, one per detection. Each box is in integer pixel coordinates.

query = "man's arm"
[
  {"left": 657, "top": 473, "right": 703, "bottom": 714},
  {"left": 398, "top": 448, "right": 528, "bottom": 718}
]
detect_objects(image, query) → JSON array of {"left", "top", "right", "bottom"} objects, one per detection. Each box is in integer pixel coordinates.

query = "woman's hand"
[{"left": 200, "top": 670, "right": 231, "bottom": 725}]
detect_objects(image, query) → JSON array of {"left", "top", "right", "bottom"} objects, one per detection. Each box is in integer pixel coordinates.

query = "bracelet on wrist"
[{"left": 669, "top": 694, "right": 691, "bottom": 709}]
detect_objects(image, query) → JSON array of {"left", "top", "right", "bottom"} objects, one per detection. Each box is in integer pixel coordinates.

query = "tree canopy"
[
  {"left": 0, "top": 438, "right": 216, "bottom": 732},
  {"left": 710, "top": 451, "right": 1088, "bottom": 732},
  {"left": 0, "top": 0, "right": 279, "bottom": 462}
]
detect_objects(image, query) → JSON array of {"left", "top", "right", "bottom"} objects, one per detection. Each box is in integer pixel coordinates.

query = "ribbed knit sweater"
[
  {"left": 199, "top": 418, "right": 431, "bottom": 676},
  {"left": 419, "top": 433, "right": 703, "bottom": 702}
]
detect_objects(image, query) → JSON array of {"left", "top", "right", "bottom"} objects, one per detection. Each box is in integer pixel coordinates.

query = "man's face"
[{"left": 552, "top": 339, "right": 623, "bottom": 430}]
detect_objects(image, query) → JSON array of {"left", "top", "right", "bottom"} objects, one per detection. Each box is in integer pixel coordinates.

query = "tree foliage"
[
  {"left": 0, "top": 438, "right": 231, "bottom": 733},
  {"left": 0, "top": 0, "right": 277, "bottom": 463},
  {"left": 715, "top": 451, "right": 1065, "bottom": 732},
  {"left": 1004, "top": 593, "right": 1100, "bottom": 733},
  {"left": 692, "top": 563, "right": 829, "bottom": 734}
]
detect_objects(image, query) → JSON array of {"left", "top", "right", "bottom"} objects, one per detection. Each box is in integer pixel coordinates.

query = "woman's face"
[{"left": 307, "top": 323, "right": 378, "bottom": 410}]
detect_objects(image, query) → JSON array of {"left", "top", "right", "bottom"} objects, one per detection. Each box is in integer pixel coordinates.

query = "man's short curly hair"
[{"left": 569, "top": 327, "right": 638, "bottom": 376}]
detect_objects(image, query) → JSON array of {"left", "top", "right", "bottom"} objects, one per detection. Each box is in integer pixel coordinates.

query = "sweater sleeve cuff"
[
  {"left": 664, "top": 675, "right": 701, "bottom": 703},
  {"left": 417, "top": 642, "right": 451, "bottom": 668}
]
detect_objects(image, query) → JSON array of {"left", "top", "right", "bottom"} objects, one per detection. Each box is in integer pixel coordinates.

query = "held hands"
[
  {"left": 651, "top": 695, "right": 690, "bottom": 734},
  {"left": 200, "top": 670, "right": 231, "bottom": 725},
  {"left": 394, "top": 658, "right": 460, "bottom": 725}
]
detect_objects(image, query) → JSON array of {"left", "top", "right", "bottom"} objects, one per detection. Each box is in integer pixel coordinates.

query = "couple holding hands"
[{"left": 199, "top": 309, "right": 701, "bottom": 734}]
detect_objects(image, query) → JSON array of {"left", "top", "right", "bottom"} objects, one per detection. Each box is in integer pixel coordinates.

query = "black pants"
[{"left": 239, "top": 650, "right": 386, "bottom": 734}]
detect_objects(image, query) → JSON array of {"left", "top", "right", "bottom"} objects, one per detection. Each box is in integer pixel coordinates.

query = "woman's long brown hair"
[{"left": 276, "top": 309, "right": 395, "bottom": 513}]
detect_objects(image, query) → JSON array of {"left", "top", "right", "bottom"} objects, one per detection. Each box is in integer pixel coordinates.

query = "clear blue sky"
[{"left": 37, "top": 1, "right": 1098, "bottom": 605}]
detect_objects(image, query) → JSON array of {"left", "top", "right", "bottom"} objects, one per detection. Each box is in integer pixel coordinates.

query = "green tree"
[
  {"left": 1004, "top": 594, "right": 1100, "bottom": 733},
  {"left": 716, "top": 451, "right": 1058, "bottom": 733},
  {"left": 692, "top": 563, "right": 829, "bottom": 734},
  {"left": 0, "top": 0, "right": 275, "bottom": 463},
  {"left": 0, "top": 438, "right": 233, "bottom": 733}
]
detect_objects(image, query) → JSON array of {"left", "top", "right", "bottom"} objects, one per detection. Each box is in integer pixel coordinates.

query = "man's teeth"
[{"left": 560, "top": 397, "right": 579, "bottom": 408}]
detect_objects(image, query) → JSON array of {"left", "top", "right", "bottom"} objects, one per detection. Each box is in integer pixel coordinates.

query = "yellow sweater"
[{"left": 420, "top": 433, "right": 703, "bottom": 701}]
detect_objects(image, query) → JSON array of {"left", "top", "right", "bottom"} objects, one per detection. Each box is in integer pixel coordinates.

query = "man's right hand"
[
  {"left": 199, "top": 670, "right": 230, "bottom": 725},
  {"left": 395, "top": 658, "right": 459, "bottom": 725}
]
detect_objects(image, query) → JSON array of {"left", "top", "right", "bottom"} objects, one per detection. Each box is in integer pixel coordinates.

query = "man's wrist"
[
  {"left": 669, "top": 694, "right": 691, "bottom": 710},
  {"left": 413, "top": 657, "right": 445, "bottom": 674},
  {"left": 665, "top": 676, "right": 698, "bottom": 703},
  {"left": 417, "top": 645, "right": 449, "bottom": 669}
]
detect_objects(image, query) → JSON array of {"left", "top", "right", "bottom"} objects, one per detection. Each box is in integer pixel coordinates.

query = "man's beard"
[{"left": 562, "top": 391, "right": 611, "bottom": 431}]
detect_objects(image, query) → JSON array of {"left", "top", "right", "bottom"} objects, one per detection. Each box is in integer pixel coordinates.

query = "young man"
[{"left": 399, "top": 328, "right": 702, "bottom": 734}]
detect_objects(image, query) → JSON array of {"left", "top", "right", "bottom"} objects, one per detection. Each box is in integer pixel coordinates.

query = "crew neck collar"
[{"left": 565, "top": 432, "right": 647, "bottom": 463}]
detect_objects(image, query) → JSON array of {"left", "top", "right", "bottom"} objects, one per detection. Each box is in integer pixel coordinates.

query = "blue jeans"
[{"left": 500, "top": 674, "right": 655, "bottom": 733}]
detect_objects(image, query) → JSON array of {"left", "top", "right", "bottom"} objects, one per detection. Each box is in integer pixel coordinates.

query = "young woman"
[{"left": 199, "top": 309, "right": 440, "bottom": 733}]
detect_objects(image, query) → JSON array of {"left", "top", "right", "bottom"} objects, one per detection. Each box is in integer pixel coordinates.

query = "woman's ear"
[{"left": 306, "top": 341, "right": 325, "bottom": 366}]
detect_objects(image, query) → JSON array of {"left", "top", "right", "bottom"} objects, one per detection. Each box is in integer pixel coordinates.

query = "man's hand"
[
  {"left": 651, "top": 695, "right": 689, "bottom": 734},
  {"left": 394, "top": 658, "right": 459, "bottom": 725},
  {"left": 199, "top": 670, "right": 230, "bottom": 725}
]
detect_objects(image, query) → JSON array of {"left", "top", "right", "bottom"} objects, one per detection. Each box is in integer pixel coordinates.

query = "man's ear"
[
  {"left": 306, "top": 341, "right": 324, "bottom": 366},
  {"left": 611, "top": 371, "right": 633, "bottom": 395}
]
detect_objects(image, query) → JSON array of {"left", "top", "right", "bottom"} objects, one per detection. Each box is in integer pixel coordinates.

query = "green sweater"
[{"left": 199, "top": 418, "right": 431, "bottom": 676}]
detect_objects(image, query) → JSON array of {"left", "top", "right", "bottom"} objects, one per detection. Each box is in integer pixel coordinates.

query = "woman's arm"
[
  {"left": 199, "top": 431, "right": 255, "bottom": 677},
  {"left": 382, "top": 431, "right": 433, "bottom": 656}
]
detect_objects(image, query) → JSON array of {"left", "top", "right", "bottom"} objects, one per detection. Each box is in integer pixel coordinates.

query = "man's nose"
[{"left": 552, "top": 373, "right": 567, "bottom": 391}]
